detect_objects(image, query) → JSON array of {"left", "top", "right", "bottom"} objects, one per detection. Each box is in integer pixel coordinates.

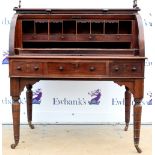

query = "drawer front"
[
  {"left": 50, "top": 35, "right": 76, "bottom": 41},
  {"left": 10, "top": 60, "right": 143, "bottom": 78},
  {"left": 110, "top": 62, "right": 143, "bottom": 77},
  {"left": 76, "top": 35, "right": 94, "bottom": 41},
  {"left": 23, "top": 34, "right": 48, "bottom": 41},
  {"left": 48, "top": 61, "right": 107, "bottom": 78},
  {"left": 11, "top": 61, "right": 43, "bottom": 76}
]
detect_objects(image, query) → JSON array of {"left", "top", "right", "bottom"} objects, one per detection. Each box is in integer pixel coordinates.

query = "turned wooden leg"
[
  {"left": 26, "top": 84, "right": 34, "bottom": 129},
  {"left": 124, "top": 86, "right": 131, "bottom": 131},
  {"left": 11, "top": 97, "right": 20, "bottom": 149},
  {"left": 133, "top": 99, "right": 142, "bottom": 153}
]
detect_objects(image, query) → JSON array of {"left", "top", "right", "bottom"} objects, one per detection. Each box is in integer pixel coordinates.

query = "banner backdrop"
[{"left": 0, "top": 0, "right": 153, "bottom": 124}]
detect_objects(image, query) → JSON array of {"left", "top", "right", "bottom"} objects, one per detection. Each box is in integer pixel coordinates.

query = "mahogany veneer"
[{"left": 9, "top": 8, "right": 145, "bottom": 153}]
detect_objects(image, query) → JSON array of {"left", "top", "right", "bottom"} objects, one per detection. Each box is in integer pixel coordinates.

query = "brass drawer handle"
[
  {"left": 16, "top": 66, "right": 22, "bottom": 70},
  {"left": 132, "top": 66, "right": 137, "bottom": 71},
  {"left": 34, "top": 66, "right": 39, "bottom": 71},
  {"left": 114, "top": 67, "right": 119, "bottom": 72},
  {"left": 59, "top": 66, "right": 64, "bottom": 71},
  {"left": 89, "top": 66, "right": 96, "bottom": 71}
]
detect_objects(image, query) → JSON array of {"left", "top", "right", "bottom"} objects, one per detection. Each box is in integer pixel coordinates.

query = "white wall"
[{"left": 0, "top": 0, "right": 153, "bottom": 124}]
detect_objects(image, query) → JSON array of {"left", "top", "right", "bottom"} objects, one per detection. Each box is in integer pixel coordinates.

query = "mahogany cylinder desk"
[{"left": 9, "top": 7, "right": 145, "bottom": 153}]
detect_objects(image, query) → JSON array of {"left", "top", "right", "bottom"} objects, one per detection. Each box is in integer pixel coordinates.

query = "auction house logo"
[
  {"left": 32, "top": 89, "right": 42, "bottom": 104},
  {"left": 112, "top": 91, "right": 152, "bottom": 106},
  {"left": 88, "top": 89, "right": 101, "bottom": 105},
  {"left": 53, "top": 89, "right": 102, "bottom": 106},
  {"left": 2, "top": 51, "right": 9, "bottom": 64}
]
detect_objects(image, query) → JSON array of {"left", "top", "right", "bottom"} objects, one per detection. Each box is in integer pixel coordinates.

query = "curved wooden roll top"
[
  {"left": 9, "top": 8, "right": 145, "bottom": 57},
  {"left": 9, "top": 14, "right": 18, "bottom": 55},
  {"left": 135, "top": 14, "right": 145, "bottom": 56}
]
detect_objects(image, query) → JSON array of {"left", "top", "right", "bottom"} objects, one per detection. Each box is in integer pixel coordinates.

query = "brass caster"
[
  {"left": 135, "top": 144, "right": 142, "bottom": 153},
  {"left": 11, "top": 143, "right": 17, "bottom": 149},
  {"left": 28, "top": 121, "right": 35, "bottom": 129},
  {"left": 124, "top": 124, "right": 129, "bottom": 131}
]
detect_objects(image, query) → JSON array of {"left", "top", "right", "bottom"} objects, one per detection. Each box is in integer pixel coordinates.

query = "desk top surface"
[{"left": 14, "top": 8, "right": 140, "bottom": 14}]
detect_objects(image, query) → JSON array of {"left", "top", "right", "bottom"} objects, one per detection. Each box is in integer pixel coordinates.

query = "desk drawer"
[
  {"left": 110, "top": 62, "right": 143, "bottom": 77},
  {"left": 11, "top": 61, "right": 43, "bottom": 76},
  {"left": 48, "top": 61, "right": 107, "bottom": 77},
  {"left": 23, "top": 34, "right": 48, "bottom": 41}
]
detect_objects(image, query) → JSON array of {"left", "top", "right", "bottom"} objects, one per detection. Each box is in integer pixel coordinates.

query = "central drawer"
[{"left": 47, "top": 61, "right": 107, "bottom": 78}]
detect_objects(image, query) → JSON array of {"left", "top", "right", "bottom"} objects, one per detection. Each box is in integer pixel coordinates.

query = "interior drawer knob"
[
  {"left": 32, "top": 35, "right": 37, "bottom": 39},
  {"left": 16, "top": 66, "right": 22, "bottom": 70},
  {"left": 132, "top": 66, "right": 137, "bottom": 71},
  {"left": 116, "top": 36, "right": 120, "bottom": 40},
  {"left": 89, "top": 66, "right": 96, "bottom": 71},
  {"left": 89, "top": 36, "right": 92, "bottom": 40},
  {"left": 59, "top": 66, "right": 64, "bottom": 71},
  {"left": 114, "top": 67, "right": 119, "bottom": 72},
  {"left": 34, "top": 66, "right": 39, "bottom": 70}
]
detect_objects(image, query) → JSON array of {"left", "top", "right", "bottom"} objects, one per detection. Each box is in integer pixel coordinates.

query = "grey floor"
[{"left": 2, "top": 124, "right": 152, "bottom": 155}]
